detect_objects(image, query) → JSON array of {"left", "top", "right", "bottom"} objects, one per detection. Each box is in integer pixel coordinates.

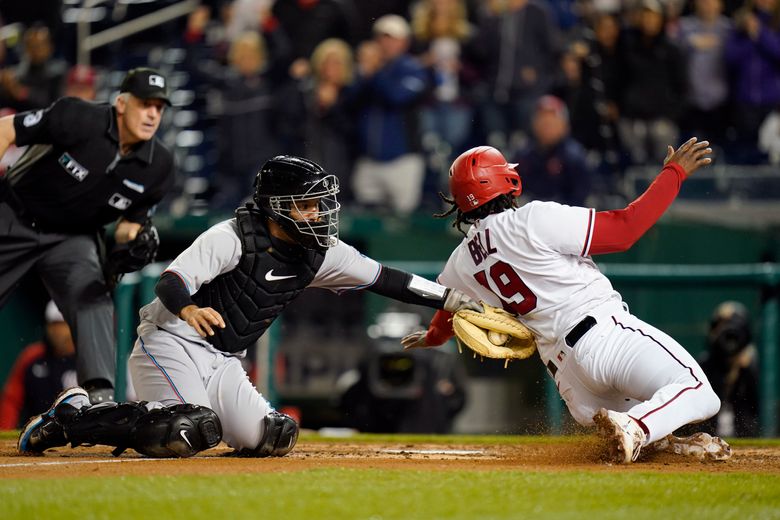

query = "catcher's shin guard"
[
  {"left": 236, "top": 411, "right": 299, "bottom": 457},
  {"left": 62, "top": 402, "right": 222, "bottom": 458}
]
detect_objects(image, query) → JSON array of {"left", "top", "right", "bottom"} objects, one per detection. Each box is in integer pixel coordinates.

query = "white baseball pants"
[{"left": 552, "top": 301, "right": 721, "bottom": 444}]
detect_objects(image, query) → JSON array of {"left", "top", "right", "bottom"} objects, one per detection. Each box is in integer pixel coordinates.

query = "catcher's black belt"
[{"left": 565, "top": 316, "right": 597, "bottom": 347}]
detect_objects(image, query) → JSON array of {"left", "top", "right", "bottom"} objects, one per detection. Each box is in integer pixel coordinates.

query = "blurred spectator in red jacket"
[
  {"left": 0, "top": 301, "right": 76, "bottom": 430},
  {"left": 64, "top": 64, "right": 98, "bottom": 101}
]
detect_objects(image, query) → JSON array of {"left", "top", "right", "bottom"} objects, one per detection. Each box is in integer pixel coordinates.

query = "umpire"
[{"left": 0, "top": 67, "right": 175, "bottom": 404}]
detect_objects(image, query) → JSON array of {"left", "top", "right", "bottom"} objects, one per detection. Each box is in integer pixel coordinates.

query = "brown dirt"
[{"left": 2, "top": 437, "right": 779, "bottom": 479}]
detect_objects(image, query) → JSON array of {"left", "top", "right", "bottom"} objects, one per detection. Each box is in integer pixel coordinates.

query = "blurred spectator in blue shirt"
[
  {"left": 514, "top": 95, "right": 591, "bottom": 206},
  {"left": 676, "top": 0, "right": 732, "bottom": 143},
  {"left": 349, "top": 15, "right": 431, "bottom": 215}
]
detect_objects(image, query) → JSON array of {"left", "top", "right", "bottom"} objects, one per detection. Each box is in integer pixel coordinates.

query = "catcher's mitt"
[
  {"left": 105, "top": 220, "right": 160, "bottom": 281},
  {"left": 452, "top": 302, "right": 537, "bottom": 367}
]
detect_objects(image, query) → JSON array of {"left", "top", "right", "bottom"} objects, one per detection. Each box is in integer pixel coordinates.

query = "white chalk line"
[
  {"left": 0, "top": 456, "right": 207, "bottom": 469},
  {"left": 1, "top": 448, "right": 487, "bottom": 468},
  {"left": 380, "top": 449, "right": 485, "bottom": 455}
]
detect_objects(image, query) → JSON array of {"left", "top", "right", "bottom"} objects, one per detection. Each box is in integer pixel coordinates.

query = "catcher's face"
[{"left": 289, "top": 198, "right": 322, "bottom": 223}]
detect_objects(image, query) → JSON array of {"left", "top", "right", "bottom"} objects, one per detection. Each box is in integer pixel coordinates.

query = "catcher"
[{"left": 402, "top": 138, "right": 733, "bottom": 464}]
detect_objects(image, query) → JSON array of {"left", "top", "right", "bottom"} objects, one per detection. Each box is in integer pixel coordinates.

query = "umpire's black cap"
[{"left": 120, "top": 67, "right": 171, "bottom": 106}]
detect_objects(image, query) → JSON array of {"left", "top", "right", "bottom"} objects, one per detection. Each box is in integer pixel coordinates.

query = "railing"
[
  {"left": 623, "top": 164, "right": 780, "bottom": 227},
  {"left": 76, "top": 0, "right": 199, "bottom": 66}
]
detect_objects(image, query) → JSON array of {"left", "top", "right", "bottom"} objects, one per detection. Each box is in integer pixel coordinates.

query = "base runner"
[{"left": 402, "top": 138, "right": 732, "bottom": 463}]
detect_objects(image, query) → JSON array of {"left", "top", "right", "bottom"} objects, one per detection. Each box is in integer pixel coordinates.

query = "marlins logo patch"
[
  {"left": 59, "top": 153, "right": 89, "bottom": 181},
  {"left": 23, "top": 110, "right": 43, "bottom": 127}
]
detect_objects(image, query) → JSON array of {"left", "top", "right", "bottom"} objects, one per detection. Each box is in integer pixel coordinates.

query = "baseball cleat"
[
  {"left": 18, "top": 387, "right": 89, "bottom": 454},
  {"left": 649, "top": 432, "right": 732, "bottom": 461},
  {"left": 593, "top": 408, "right": 647, "bottom": 464}
]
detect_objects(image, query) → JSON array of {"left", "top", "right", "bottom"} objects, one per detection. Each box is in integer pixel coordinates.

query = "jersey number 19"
[{"left": 473, "top": 261, "right": 538, "bottom": 315}]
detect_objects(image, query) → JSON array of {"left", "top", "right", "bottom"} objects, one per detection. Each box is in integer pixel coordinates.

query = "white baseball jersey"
[
  {"left": 438, "top": 201, "right": 621, "bottom": 364},
  {"left": 137, "top": 218, "right": 381, "bottom": 353}
]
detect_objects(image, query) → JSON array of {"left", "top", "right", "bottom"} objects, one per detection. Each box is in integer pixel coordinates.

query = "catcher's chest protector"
[{"left": 192, "top": 206, "right": 325, "bottom": 353}]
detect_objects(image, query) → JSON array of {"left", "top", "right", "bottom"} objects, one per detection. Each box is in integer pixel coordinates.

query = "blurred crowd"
[{"left": 0, "top": 0, "right": 779, "bottom": 214}]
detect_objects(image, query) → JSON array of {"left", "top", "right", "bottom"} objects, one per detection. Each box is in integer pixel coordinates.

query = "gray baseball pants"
[{"left": 0, "top": 202, "right": 116, "bottom": 387}]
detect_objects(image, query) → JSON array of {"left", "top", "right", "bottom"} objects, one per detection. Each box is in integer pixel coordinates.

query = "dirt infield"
[{"left": 2, "top": 437, "right": 780, "bottom": 479}]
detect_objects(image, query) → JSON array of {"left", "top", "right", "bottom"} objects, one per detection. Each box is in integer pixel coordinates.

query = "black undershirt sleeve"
[
  {"left": 155, "top": 271, "right": 195, "bottom": 317},
  {"left": 366, "top": 266, "right": 447, "bottom": 310}
]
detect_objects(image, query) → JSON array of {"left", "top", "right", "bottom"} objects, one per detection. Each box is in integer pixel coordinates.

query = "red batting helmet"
[{"left": 449, "top": 146, "right": 522, "bottom": 212}]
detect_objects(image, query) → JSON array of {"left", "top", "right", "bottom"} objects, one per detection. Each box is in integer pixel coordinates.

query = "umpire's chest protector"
[{"left": 192, "top": 206, "right": 325, "bottom": 353}]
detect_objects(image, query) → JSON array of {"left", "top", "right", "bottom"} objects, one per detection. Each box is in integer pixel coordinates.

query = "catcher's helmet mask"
[
  {"left": 449, "top": 146, "right": 522, "bottom": 213},
  {"left": 254, "top": 156, "right": 340, "bottom": 250}
]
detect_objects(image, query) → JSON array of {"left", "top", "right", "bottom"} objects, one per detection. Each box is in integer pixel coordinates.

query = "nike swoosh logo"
[
  {"left": 265, "top": 269, "right": 297, "bottom": 282},
  {"left": 180, "top": 430, "right": 192, "bottom": 448}
]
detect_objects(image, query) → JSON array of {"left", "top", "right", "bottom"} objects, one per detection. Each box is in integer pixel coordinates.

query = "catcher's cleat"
[
  {"left": 593, "top": 408, "right": 646, "bottom": 464},
  {"left": 649, "top": 432, "right": 732, "bottom": 461},
  {"left": 18, "top": 387, "right": 89, "bottom": 454}
]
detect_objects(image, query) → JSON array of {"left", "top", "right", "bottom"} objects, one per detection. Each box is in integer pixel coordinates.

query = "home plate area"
[{"left": 2, "top": 438, "right": 780, "bottom": 479}]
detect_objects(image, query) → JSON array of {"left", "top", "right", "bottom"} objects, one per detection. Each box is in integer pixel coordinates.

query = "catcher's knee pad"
[
  {"left": 132, "top": 404, "right": 222, "bottom": 458},
  {"left": 240, "top": 411, "right": 298, "bottom": 457}
]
